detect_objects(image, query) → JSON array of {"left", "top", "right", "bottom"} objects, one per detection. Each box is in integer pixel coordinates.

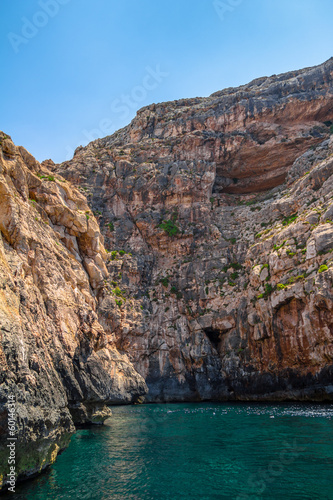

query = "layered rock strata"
[
  {"left": 0, "top": 132, "right": 147, "bottom": 488},
  {"left": 54, "top": 58, "right": 333, "bottom": 402},
  {"left": 1, "top": 57, "right": 333, "bottom": 490}
]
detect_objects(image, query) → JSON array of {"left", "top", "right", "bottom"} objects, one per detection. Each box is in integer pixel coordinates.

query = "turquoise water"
[{"left": 9, "top": 403, "right": 333, "bottom": 499}]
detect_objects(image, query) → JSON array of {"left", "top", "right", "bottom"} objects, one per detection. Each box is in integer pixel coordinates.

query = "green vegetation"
[
  {"left": 230, "top": 262, "right": 242, "bottom": 270},
  {"left": 287, "top": 275, "right": 305, "bottom": 284},
  {"left": 118, "top": 250, "right": 126, "bottom": 256},
  {"left": 170, "top": 286, "right": 183, "bottom": 300},
  {"left": 170, "top": 285, "right": 183, "bottom": 299},
  {"left": 115, "top": 299, "right": 123, "bottom": 308},
  {"left": 273, "top": 240, "right": 286, "bottom": 251},
  {"left": 318, "top": 264, "right": 328, "bottom": 273},
  {"left": 86, "top": 214, "right": 90, "bottom": 220},
  {"left": 37, "top": 174, "right": 56, "bottom": 182},
  {"left": 158, "top": 219, "right": 179, "bottom": 237},
  {"left": 277, "top": 283, "right": 286, "bottom": 290},
  {"left": 160, "top": 277, "right": 169, "bottom": 288},
  {"left": 257, "top": 283, "right": 274, "bottom": 300},
  {"left": 107, "top": 222, "right": 114, "bottom": 231},
  {"left": 230, "top": 272, "right": 239, "bottom": 280},
  {"left": 110, "top": 251, "right": 118, "bottom": 260},
  {"left": 282, "top": 213, "right": 298, "bottom": 226}
]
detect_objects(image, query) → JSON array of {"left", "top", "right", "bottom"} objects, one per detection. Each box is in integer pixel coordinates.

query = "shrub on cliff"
[{"left": 158, "top": 219, "right": 179, "bottom": 237}]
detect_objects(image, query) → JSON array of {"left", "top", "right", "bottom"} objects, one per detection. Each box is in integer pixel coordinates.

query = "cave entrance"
[{"left": 203, "top": 328, "right": 221, "bottom": 351}]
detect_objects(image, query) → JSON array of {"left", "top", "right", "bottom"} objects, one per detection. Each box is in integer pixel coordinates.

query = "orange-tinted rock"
[
  {"left": 54, "top": 59, "right": 333, "bottom": 403},
  {"left": 0, "top": 131, "right": 147, "bottom": 488}
]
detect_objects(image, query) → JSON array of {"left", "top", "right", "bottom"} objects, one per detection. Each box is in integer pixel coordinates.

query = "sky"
[{"left": 0, "top": 0, "right": 332, "bottom": 163}]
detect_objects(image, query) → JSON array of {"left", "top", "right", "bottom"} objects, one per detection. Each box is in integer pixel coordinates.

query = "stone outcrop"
[
  {"left": 53, "top": 58, "right": 333, "bottom": 402},
  {"left": 0, "top": 132, "right": 147, "bottom": 489},
  {"left": 1, "top": 57, "right": 333, "bottom": 490}
]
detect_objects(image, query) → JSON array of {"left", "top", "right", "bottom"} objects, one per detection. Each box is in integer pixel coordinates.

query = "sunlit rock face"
[
  {"left": 53, "top": 58, "right": 333, "bottom": 404},
  {"left": 128, "top": 56, "right": 333, "bottom": 194},
  {"left": 1, "top": 59, "right": 333, "bottom": 489},
  {"left": 0, "top": 131, "right": 147, "bottom": 488}
]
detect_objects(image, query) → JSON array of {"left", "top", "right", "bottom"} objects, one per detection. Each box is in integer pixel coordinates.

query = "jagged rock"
[
  {"left": 1, "top": 58, "right": 333, "bottom": 489},
  {"left": 312, "top": 224, "right": 333, "bottom": 254},
  {"left": 0, "top": 131, "right": 147, "bottom": 490},
  {"left": 54, "top": 58, "right": 333, "bottom": 404}
]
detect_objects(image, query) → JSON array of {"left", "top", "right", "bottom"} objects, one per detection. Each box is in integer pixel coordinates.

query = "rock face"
[
  {"left": 53, "top": 58, "right": 333, "bottom": 403},
  {"left": 0, "top": 132, "right": 147, "bottom": 489},
  {"left": 1, "top": 58, "right": 333, "bottom": 490}
]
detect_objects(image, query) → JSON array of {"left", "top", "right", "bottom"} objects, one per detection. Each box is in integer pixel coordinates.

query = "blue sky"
[{"left": 0, "top": 0, "right": 332, "bottom": 163}]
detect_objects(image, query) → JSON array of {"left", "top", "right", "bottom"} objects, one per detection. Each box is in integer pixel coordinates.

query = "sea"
[{"left": 7, "top": 403, "right": 333, "bottom": 499}]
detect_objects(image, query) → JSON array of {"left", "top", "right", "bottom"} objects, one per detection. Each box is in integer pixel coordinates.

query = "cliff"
[
  {"left": 0, "top": 132, "right": 146, "bottom": 488},
  {"left": 54, "top": 57, "right": 333, "bottom": 402},
  {"left": 1, "top": 57, "right": 333, "bottom": 489}
]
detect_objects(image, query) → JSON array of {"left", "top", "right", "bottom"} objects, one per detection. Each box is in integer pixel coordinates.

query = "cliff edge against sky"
[{"left": 1, "top": 58, "right": 333, "bottom": 488}]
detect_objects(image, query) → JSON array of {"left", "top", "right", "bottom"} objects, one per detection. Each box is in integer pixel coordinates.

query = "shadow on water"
[{"left": 2, "top": 402, "right": 333, "bottom": 500}]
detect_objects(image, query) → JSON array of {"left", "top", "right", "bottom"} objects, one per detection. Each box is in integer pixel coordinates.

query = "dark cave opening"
[
  {"left": 203, "top": 328, "right": 221, "bottom": 350},
  {"left": 212, "top": 171, "right": 287, "bottom": 195}
]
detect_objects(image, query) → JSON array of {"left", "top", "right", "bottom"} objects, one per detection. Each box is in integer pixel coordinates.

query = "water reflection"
[{"left": 6, "top": 403, "right": 333, "bottom": 500}]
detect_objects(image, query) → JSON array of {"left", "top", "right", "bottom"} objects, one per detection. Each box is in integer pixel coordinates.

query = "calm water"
[{"left": 8, "top": 403, "right": 333, "bottom": 500}]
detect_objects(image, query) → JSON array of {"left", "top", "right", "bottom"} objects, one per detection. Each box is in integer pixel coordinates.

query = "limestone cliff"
[
  {"left": 54, "top": 57, "right": 333, "bottom": 402},
  {"left": 1, "top": 57, "right": 333, "bottom": 489},
  {"left": 0, "top": 132, "right": 147, "bottom": 488}
]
